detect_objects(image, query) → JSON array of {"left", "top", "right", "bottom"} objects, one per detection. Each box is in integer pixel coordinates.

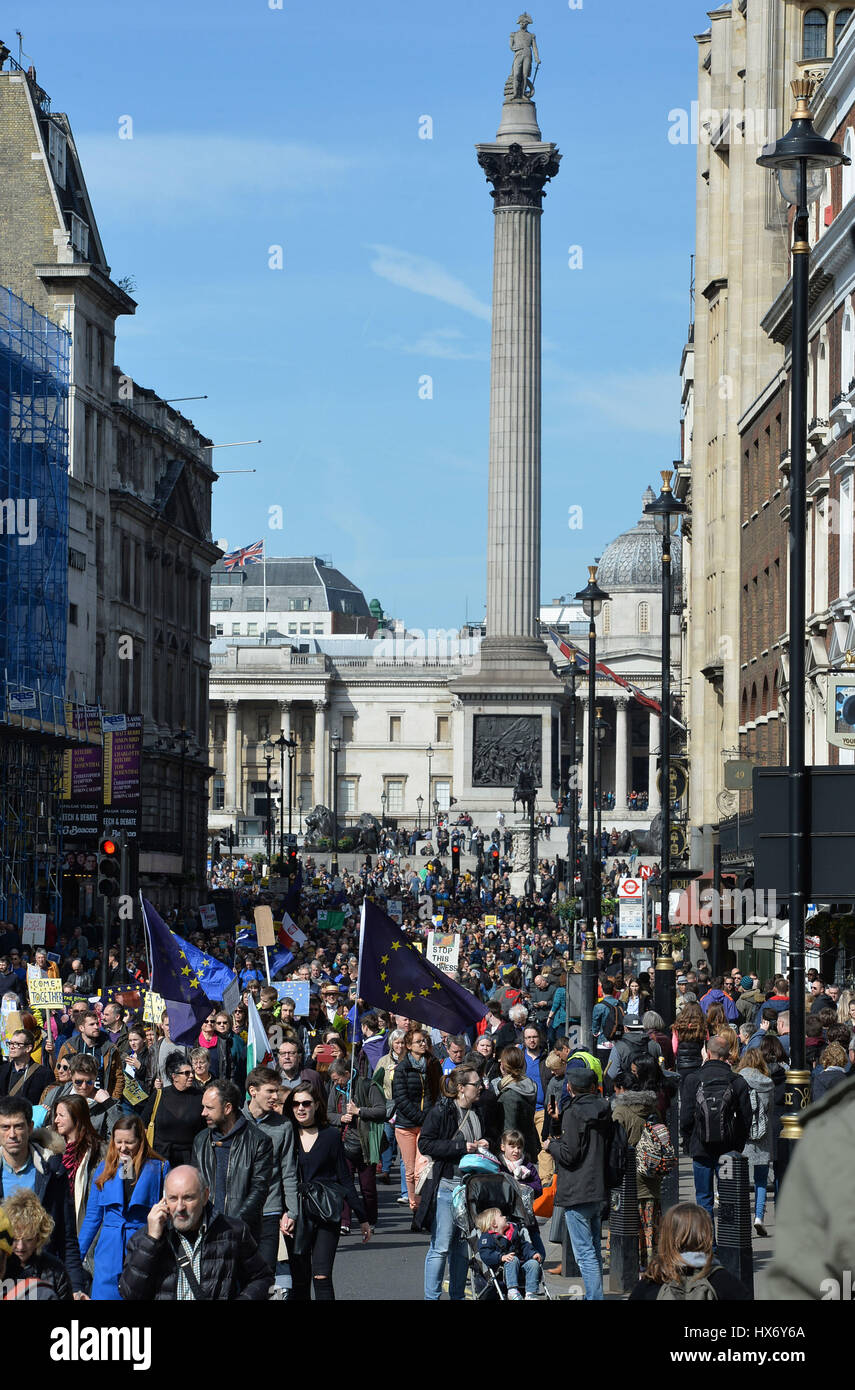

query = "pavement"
[{"left": 333, "top": 1152, "right": 776, "bottom": 1301}]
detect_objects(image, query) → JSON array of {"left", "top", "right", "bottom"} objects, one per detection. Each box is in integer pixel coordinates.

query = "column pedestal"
[
  {"left": 614, "top": 697, "right": 629, "bottom": 816},
  {"left": 648, "top": 712, "right": 661, "bottom": 816}
]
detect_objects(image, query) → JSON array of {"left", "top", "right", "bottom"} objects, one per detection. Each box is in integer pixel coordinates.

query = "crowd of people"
[{"left": 0, "top": 843, "right": 852, "bottom": 1304}]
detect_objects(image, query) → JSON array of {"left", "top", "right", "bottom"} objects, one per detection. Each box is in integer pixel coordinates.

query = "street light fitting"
[
  {"left": 645, "top": 469, "right": 688, "bottom": 539},
  {"left": 757, "top": 79, "right": 848, "bottom": 208},
  {"left": 575, "top": 564, "right": 610, "bottom": 620}
]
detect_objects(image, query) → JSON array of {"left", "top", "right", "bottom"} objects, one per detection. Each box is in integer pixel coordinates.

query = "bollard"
[
  {"left": 608, "top": 1145, "right": 639, "bottom": 1294},
  {"left": 715, "top": 1151, "right": 754, "bottom": 1295},
  {"left": 660, "top": 1095, "right": 680, "bottom": 1211}
]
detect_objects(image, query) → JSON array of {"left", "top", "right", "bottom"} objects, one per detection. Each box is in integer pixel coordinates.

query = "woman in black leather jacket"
[{"left": 392, "top": 1028, "right": 442, "bottom": 1213}]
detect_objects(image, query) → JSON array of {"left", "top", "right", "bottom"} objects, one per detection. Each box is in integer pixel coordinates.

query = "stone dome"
[{"left": 595, "top": 486, "right": 683, "bottom": 596}]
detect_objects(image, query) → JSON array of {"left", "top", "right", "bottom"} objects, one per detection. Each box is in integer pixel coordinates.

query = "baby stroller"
[{"left": 452, "top": 1154, "right": 554, "bottom": 1301}]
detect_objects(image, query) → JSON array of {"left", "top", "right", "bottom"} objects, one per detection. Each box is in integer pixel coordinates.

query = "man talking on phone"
[{"left": 119, "top": 1165, "right": 272, "bottom": 1301}]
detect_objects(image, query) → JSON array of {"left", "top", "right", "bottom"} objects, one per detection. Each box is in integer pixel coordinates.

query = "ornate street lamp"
[
  {"left": 330, "top": 731, "right": 341, "bottom": 876},
  {"left": 416, "top": 793, "right": 424, "bottom": 833},
  {"left": 575, "top": 564, "right": 610, "bottom": 1051},
  {"left": 757, "top": 82, "right": 848, "bottom": 1139},
  {"left": 264, "top": 737, "right": 275, "bottom": 870}
]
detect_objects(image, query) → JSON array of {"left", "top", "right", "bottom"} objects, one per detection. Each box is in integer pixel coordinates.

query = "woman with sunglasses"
[
  {"left": 282, "top": 1083, "right": 370, "bottom": 1301},
  {"left": 39, "top": 1055, "right": 73, "bottom": 1109},
  {"left": 140, "top": 1053, "right": 205, "bottom": 1166}
]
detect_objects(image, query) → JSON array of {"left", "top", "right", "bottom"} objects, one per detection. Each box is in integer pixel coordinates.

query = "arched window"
[
  {"left": 817, "top": 333, "right": 830, "bottom": 419},
  {"left": 602, "top": 600, "right": 612, "bottom": 635},
  {"left": 836, "top": 8, "right": 853, "bottom": 48},
  {"left": 804, "top": 8, "right": 828, "bottom": 58},
  {"left": 750, "top": 683, "right": 758, "bottom": 721},
  {"left": 761, "top": 675, "right": 770, "bottom": 715},
  {"left": 741, "top": 688, "right": 749, "bottom": 726},
  {"left": 845, "top": 130, "right": 855, "bottom": 204},
  {"left": 841, "top": 303, "right": 854, "bottom": 392},
  {"left": 637, "top": 602, "right": 650, "bottom": 634}
]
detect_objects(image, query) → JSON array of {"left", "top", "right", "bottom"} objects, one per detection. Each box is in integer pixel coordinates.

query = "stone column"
[
  {"left": 225, "top": 700, "right": 238, "bottom": 811},
  {"left": 614, "top": 697, "right": 630, "bottom": 816},
  {"left": 477, "top": 127, "right": 561, "bottom": 669},
  {"left": 313, "top": 700, "right": 327, "bottom": 807},
  {"left": 648, "top": 711, "right": 661, "bottom": 816},
  {"left": 279, "top": 699, "right": 291, "bottom": 741}
]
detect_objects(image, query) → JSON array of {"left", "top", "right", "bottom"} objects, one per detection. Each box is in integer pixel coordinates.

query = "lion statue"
[
  {"left": 303, "top": 804, "right": 340, "bottom": 846},
  {"left": 353, "top": 812, "right": 381, "bottom": 852}
]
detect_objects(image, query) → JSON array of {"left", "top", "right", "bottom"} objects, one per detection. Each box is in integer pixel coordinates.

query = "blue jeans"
[
  {"left": 424, "top": 1179, "right": 468, "bottom": 1301},
  {"left": 564, "top": 1202, "right": 603, "bottom": 1301},
  {"left": 381, "top": 1122, "right": 397, "bottom": 1176},
  {"left": 692, "top": 1158, "right": 716, "bottom": 1216},
  {"left": 753, "top": 1163, "right": 769, "bottom": 1221},
  {"left": 503, "top": 1255, "right": 542, "bottom": 1296}
]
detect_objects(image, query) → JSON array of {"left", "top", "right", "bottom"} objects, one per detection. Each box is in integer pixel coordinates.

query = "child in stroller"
[
  {"left": 475, "top": 1207, "right": 543, "bottom": 1301},
  {"left": 451, "top": 1155, "right": 552, "bottom": 1301}
]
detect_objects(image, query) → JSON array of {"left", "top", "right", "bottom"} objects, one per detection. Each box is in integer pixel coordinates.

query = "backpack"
[
  {"left": 694, "top": 1075, "right": 737, "bottom": 1148},
  {"left": 748, "top": 1086, "right": 767, "bottom": 1142},
  {"left": 619, "top": 1035, "right": 651, "bottom": 1075},
  {"left": 656, "top": 1264, "right": 722, "bottom": 1301},
  {"left": 606, "top": 1118, "right": 628, "bottom": 1188},
  {"left": 636, "top": 1119, "right": 678, "bottom": 1178},
  {"left": 600, "top": 999, "right": 624, "bottom": 1041}
]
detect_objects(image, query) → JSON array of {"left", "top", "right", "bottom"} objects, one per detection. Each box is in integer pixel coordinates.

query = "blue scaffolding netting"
[{"left": 0, "top": 285, "right": 69, "bottom": 699}]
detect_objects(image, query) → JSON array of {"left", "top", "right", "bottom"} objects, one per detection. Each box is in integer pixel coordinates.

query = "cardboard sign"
[
  {"left": 275, "top": 980, "right": 310, "bottom": 1015},
  {"left": 142, "top": 990, "right": 166, "bottom": 1024},
  {"left": 22, "top": 913, "right": 46, "bottom": 946},
  {"left": 254, "top": 906, "right": 276, "bottom": 948},
  {"left": 199, "top": 904, "right": 218, "bottom": 931},
  {"left": 27, "top": 977, "right": 64, "bottom": 1009},
  {"left": 387, "top": 899, "right": 403, "bottom": 924},
  {"left": 484, "top": 915, "right": 497, "bottom": 927},
  {"left": 222, "top": 976, "right": 241, "bottom": 1016},
  {"left": 122, "top": 1073, "right": 149, "bottom": 1106}
]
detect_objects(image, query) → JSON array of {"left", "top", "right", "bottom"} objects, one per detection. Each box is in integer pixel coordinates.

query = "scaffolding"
[{"left": 0, "top": 287, "right": 70, "bottom": 926}]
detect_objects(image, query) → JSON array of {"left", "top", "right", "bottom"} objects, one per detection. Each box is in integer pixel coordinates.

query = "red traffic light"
[{"left": 100, "top": 839, "right": 117, "bottom": 856}]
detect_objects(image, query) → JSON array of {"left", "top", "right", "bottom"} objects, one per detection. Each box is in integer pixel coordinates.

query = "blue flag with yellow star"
[
  {"left": 142, "top": 898, "right": 238, "bottom": 1045},
  {"left": 358, "top": 900, "right": 487, "bottom": 1033}
]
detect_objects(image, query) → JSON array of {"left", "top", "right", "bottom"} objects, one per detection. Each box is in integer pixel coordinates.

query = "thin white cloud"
[
  {"left": 553, "top": 368, "right": 677, "bottom": 436},
  {"left": 74, "top": 133, "right": 360, "bottom": 218},
  {"left": 374, "top": 327, "right": 487, "bottom": 361},
  {"left": 368, "top": 244, "right": 491, "bottom": 322}
]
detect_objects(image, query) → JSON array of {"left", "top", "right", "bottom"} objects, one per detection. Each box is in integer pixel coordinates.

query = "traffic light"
[
  {"left": 212, "top": 840, "right": 221, "bottom": 863},
  {"left": 450, "top": 844, "right": 460, "bottom": 875},
  {"left": 490, "top": 846, "right": 500, "bottom": 870},
  {"left": 287, "top": 846, "right": 298, "bottom": 877},
  {"left": 98, "top": 837, "right": 121, "bottom": 899}
]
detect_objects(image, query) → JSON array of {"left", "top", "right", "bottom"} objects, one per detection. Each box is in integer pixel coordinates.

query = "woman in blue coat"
[{"left": 77, "top": 1113, "right": 169, "bottom": 1301}]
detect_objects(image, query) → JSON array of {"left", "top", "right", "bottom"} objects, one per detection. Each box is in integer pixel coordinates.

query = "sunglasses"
[
  {"left": 74, "top": 1077, "right": 96, "bottom": 1086},
  {"left": 293, "top": 1099, "right": 314, "bottom": 1107}
]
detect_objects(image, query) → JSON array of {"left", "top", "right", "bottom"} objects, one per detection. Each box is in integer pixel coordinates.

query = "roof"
[
  {"left": 211, "top": 555, "right": 370, "bottom": 617},
  {"left": 596, "top": 488, "right": 683, "bottom": 598}
]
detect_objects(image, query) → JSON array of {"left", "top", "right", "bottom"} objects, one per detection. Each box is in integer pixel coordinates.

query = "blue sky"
[{"left": 21, "top": 0, "right": 701, "bottom": 628}]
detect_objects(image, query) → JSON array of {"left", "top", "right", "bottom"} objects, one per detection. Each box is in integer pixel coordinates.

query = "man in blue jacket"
[{"left": 698, "top": 977, "right": 740, "bottom": 1023}]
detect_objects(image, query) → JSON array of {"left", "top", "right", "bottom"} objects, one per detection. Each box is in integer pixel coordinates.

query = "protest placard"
[{"left": 27, "top": 977, "right": 64, "bottom": 1009}]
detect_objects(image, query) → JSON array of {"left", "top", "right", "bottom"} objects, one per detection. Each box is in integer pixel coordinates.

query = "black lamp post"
[
  {"left": 380, "top": 789, "right": 387, "bottom": 825},
  {"left": 426, "top": 743, "right": 434, "bottom": 819},
  {"left": 173, "top": 722, "right": 191, "bottom": 915},
  {"left": 575, "top": 564, "right": 610, "bottom": 1050},
  {"left": 264, "top": 739, "right": 274, "bottom": 870},
  {"left": 273, "top": 732, "right": 297, "bottom": 860},
  {"left": 416, "top": 794, "right": 424, "bottom": 833},
  {"left": 297, "top": 795, "right": 304, "bottom": 835},
  {"left": 330, "top": 732, "right": 341, "bottom": 876},
  {"left": 287, "top": 739, "right": 295, "bottom": 837},
  {"left": 757, "top": 81, "right": 848, "bottom": 1139},
  {"left": 595, "top": 706, "right": 608, "bottom": 877},
  {"left": 645, "top": 469, "right": 687, "bottom": 1028}
]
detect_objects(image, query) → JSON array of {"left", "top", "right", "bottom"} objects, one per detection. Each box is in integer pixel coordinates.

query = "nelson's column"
[{"left": 452, "top": 14, "right": 566, "bottom": 814}]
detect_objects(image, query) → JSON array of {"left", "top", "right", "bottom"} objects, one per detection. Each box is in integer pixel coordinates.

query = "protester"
[
  {"left": 627, "top": 1203, "right": 753, "bottom": 1301},
  {"left": 0, "top": 1188, "right": 73, "bottom": 1299},
  {"left": 392, "top": 1027, "right": 442, "bottom": 1212},
  {"left": 679, "top": 1035, "right": 752, "bottom": 1215},
  {"left": 192, "top": 1080, "right": 274, "bottom": 1241},
  {"left": 77, "top": 1113, "right": 169, "bottom": 1300},
  {"left": 491, "top": 1046, "right": 541, "bottom": 1163},
  {"left": 0, "top": 1028, "right": 54, "bottom": 1103},
  {"left": 119, "top": 1165, "right": 272, "bottom": 1301},
  {"left": 416, "top": 1064, "right": 490, "bottom": 1301},
  {"left": 547, "top": 1066, "right": 613, "bottom": 1301},
  {"left": 732, "top": 1047, "right": 774, "bottom": 1238},
  {"left": 281, "top": 1082, "right": 370, "bottom": 1301},
  {"left": 52, "top": 1095, "right": 105, "bottom": 1235},
  {"left": 140, "top": 1054, "right": 205, "bottom": 1166},
  {"left": 0, "top": 1095, "right": 84, "bottom": 1294}
]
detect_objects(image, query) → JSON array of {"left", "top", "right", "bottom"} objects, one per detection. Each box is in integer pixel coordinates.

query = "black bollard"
[
  {"left": 580, "top": 929, "right": 598, "bottom": 1051},
  {"left": 608, "top": 1145, "right": 639, "bottom": 1294},
  {"left": 660, "top": 1096, "right": 680, "bottom": 1212},
  {"left": 715, "top": 1151, "right": 754, "bottom": 1295}
]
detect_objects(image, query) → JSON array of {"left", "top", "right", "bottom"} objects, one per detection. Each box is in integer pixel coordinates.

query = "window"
[
  {"left": 214, "top": 623, "right": 224, "bottom": 637},
  {"left": 313, "top": 623, "right": 324, "bottom": 634},
  {"left": 338, "top": 778, "right": 357, "bottom": 813},
  {"left": 231, "top": 623, "right": 241, "bottom": 635},
  {"left": 342, "top": 715, "right": 355, "bottom": 742},
  {"left": 638, "top": 602, "right": 650, "bottom": 634},
  {"left": 389, "top": 716, "right": 402, "bottom": 743},
  {"left": 213, "top": 777, "right": 225, "bottom": 810},
  {"left": 300, "top": 623, "right": 310, "bottom": 634},
  {"left": 211, "top": 598, "right": 232, "bottom": 611},
  {"left": 289, "top": 598, "right": 311, "bottom": 611},
  {"left": 70, "top": 213, "right": 89, "bottom": 259},
  {"left": 845, "top": 131, "right": 855, "bottom": 205},
  {"left": 256, "top": 716, "right": 269, "bottom": 741},
  {"left": 804, "top": 9, "right": 828, "bottom": 58},
  {"left": 68, "top": 603, "right": 78, "bottom": 626},
  {"left": 213, "top": 715, "right": 225, "bottom": 743},
  {"left": 434, "top": 780, "right": 451, "bottom": 811},
  {"left": 844, "top": 306, "right": 855, "bottom": 392},
  {"left": 840, "top": 474, "right": 853, "bottom": 595},
  {"left": 48, "top": 123, "right": 66, "bottom": 187},
  {"left": 245, "top": 597, "right": 264, "bottom": 611},
  {"left": 247, "top": 622, "right": 258, "bottom": 636},
  {"left": 288, "top": 623, "right": 297, "bottom": 634},
  {"left": 341, "top": 599, "right": 353, "bottom": 615},
  {"left": 436, "top": 715, "right": 450, "bottom": 742},
  {"left": 602, "top": 601, "right": 612, "bottom": 635},
  {"left": 817, "top": 335, "right": 830, "bottom": 418},
  {"left": 385, "top": 779, "right": 404, "bottom": 813},
  {"left": 836, "top": 8, "right": 853, "bottom": 48}
]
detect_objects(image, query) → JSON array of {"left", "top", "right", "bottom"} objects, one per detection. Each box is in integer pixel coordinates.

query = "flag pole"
[
  {"left": 262, "top": 539, "right": 267, "bottom": 646},
  {"left": 263, "top": 943, "right": 271, "bottom": 986},
  {"left": 349, "top": 902, "right": 368, "bottom": 1089}
]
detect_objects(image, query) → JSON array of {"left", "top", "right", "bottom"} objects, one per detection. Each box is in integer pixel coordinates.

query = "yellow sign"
[
  {"left": 484, "top": 915, "right": 497, "bottom": 927},
  {"left": 122, "top": 1073, "right": 149, "bottom": 1106},
  {"left": 27, "top": 977, "right": 64, "bottom": 1010},
  {"left": 142, "top": 990, "right": 166, "bottom": 1024}
]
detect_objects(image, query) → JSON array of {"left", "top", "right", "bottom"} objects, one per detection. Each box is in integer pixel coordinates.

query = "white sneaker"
[
  {"left": 395, "top": 1195, "right": 410, "bottom": 1205},
  {"left": 525, "top": 1292, "right": 541, "bottom": 1300},
  {"left": 753, "top": 1218, "right": 768, "bottom": 1238},
  {"left": 507, "top": 1289, "right": 523, "bottom": 1301}
]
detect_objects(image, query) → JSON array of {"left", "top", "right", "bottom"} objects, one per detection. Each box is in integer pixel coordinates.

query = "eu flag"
[
  {"left": 358, "top": 900, "right": 487, "bottom": 1033},
  {"left": 141, "top": 898, "right": 238, "bottom": 1045}
]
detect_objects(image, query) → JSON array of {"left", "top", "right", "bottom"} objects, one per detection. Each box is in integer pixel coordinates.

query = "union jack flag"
[
  {"left": 548, "top": 629, "right": 678, "bottom": 723},
  {"left": 222, "top": 539, "right": 264, "bottom": 571}
]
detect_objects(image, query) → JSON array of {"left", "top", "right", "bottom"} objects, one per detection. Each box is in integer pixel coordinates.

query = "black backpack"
[
  {"left": 620, "top": 1034, "right": 651, "bottom": 1073},
  {"left": 601, "top": 999, "right": 624, "bottom": 1041},
  {"left": 606, "top": 1118, "right": 628, "bottom": 1188},
  {"left": 695, "top": 1074, "right": 737, "bottom": 1148}
]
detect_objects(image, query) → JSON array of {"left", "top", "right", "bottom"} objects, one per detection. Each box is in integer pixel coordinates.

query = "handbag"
[
  {"left": 145, "top": 1088, "right": 162, "bottom": 1148},
  {"left": 415, "top": 1111, "right": 469, "bottom": 1195},
  {"left": 532, "top": 1174, "right": 556, "bottom": 1218},
  {"left": 299, "top": 1179, "right": 346, "bottom": 1226},
  {"left": 342, "top": 1123, "right": 365, "bottom": 1169}
]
